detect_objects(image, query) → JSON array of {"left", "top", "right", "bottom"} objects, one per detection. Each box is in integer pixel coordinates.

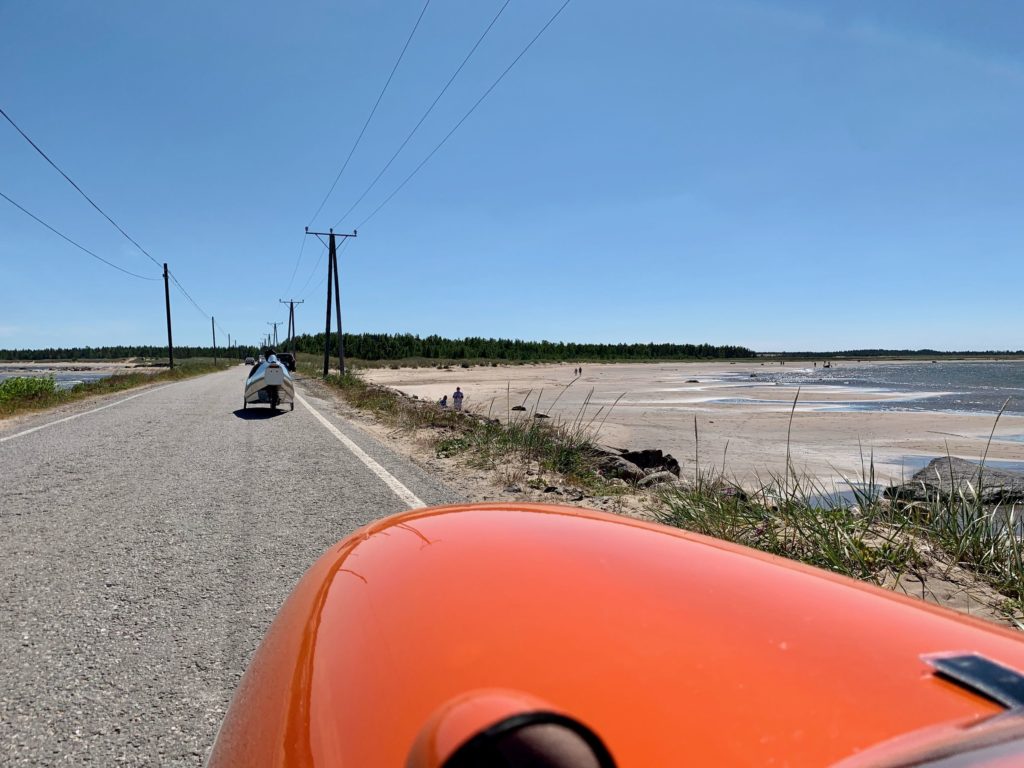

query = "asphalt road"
[{"left": 0, "top": 368, "right": 459, "bottom": 765}]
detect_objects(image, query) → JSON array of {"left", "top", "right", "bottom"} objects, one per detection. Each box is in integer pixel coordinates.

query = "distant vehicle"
[
  {"left": 243, "top": 353, "right": 294, "bottom": 411},
  {"left": 275, "top": 352, "right": 296, "bottom": 372},
  {"left": 208, "top": 502, "right": 1024, "bottom": 767},
  {"left": 244, "top": 356, "right": 255, "bottom": 366}
]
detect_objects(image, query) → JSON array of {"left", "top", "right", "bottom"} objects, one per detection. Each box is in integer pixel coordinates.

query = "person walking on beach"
[{"left": 453, "top": 387, "right": 464, "bottom": 412}]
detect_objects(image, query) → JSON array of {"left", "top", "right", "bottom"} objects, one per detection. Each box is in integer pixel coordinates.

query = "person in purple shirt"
[{"left": 453, "top": 387, "right": 464, "bottom": 412}]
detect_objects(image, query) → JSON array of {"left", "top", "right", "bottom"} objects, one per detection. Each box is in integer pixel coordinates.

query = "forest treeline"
[
  {"left": 291, "top": 333, "right": 754, "bottom": 360},
  {"left": 0, "top": 345, "right": 246, "bottom": 361},
  {"left": 3, "top": 337, "right": 1021, "bottom": 362},
  {"left": 0, "top": 334, "right": 755, "bottom": 361}
]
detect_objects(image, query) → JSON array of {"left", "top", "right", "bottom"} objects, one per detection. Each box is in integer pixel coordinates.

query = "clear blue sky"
[{"left": 2, "top": 0, "right": 1022, "bottom": 352}]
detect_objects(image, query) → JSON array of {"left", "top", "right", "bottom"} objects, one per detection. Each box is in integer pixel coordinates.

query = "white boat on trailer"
[{"left": 244, "top": 352, "right": 294, "bottom": 411}]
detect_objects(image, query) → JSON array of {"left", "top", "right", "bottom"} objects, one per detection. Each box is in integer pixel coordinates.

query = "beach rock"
[
  {"left": 591, "top": 444, "right": 629, "bottom": 457},
  {"left": 511, "top": 405, "right": 527, "bottom": 411},
  {"left": 884, "top": 457, "right": 1024, "bottom": 504},
  {"left": 595, "top": 455, "right": 646, "bottom": 482},
  {"left": 637, "top": 471, "right": 679, "bottom": 488},
  {"left": 534, "top": 413, "right": 550, "bottom": 419},
  {"left": 620, "top": 449, "right": 681, "bottom": 478},
  {"left": 686, "top": 379, "right": 699, "bottom": 384}
]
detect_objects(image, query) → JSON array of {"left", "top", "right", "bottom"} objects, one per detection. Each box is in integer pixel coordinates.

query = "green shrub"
[{"left": 0, "top": 376, "right": 58, "bottom": 403}]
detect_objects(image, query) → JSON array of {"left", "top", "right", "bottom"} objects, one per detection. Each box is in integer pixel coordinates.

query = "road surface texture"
[{"left": 0, "top": 367, "right": 459, "bottom": 765}]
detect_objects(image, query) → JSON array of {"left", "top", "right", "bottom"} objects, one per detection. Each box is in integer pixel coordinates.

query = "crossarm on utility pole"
[{"left": 305, "top": 228, "right": 356, "bottom": 378}]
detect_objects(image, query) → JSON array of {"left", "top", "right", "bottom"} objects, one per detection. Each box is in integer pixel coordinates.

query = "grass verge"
[
  {"left": 0, "top": 360, "right": 233, "bottom": 420},
  {"left": 305, "top": 364, "right": 616, "bottom": 492}
]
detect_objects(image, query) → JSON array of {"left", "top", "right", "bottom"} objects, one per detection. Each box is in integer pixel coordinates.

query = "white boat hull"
[{"left": 244, "top": 356, "right": 295, "bottom": 410}]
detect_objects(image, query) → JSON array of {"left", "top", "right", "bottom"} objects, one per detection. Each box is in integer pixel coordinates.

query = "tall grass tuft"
[
  {"left": 312, "top": 366, "right": 616, "bottom": 488},
  {"left": 658, "top": 471, "right": 921, "bottom": 582}
]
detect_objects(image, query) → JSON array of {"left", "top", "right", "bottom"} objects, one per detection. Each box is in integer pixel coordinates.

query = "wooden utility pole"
[
  {"left": 279, "top": 298, "right": 304, "bottom": 355},
  {"left": 163, "top": 263, "right": 174, "bottom": 370},
  {"left": 332, "top": 241, "right": 343, "bottom": 375},
  {"left": 211, "top": 317, "right": 217, "bottom": 365},
  {"left": 323, "top": 239, "right": 334, "bottom": 376},
  {"left": 305, "top": 227, "right": 356, "bottom": 377},
  {"left": 267, "top": 321, "right": 281, "bottom": 347}
]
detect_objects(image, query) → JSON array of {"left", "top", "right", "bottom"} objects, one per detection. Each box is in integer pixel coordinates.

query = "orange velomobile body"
[{"left": 208, "top": 503, "right": 1024, "bottom": 767}]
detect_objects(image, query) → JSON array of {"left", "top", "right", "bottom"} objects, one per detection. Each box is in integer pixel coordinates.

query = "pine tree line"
[
  {"left": 291, "top": 333, "right": 754, "bottom": 361},
  {"left": 0, "top": 345, "right": 253, "bottom": 361},
  {"left": 0, "top": 334, "right": 755, "bottom": 362}
]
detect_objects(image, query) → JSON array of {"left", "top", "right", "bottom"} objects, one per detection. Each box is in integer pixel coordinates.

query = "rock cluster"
[
  {"left": 884, "top": 457, "right": 1024, "bottom": 504},
  {"left": 591, "top": 446, "right": 681, "bottom": 486}
]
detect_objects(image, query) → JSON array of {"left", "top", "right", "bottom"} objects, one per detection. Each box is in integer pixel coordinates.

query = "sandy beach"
[{"left": 364, "top": 361, "right": 1024, "bottom": 489}]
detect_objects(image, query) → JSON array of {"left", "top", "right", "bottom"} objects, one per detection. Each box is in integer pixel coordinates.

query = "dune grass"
[
  {"left": 0, "top": 360, "right": 232, "bottom": 420},
  {"left": 307, "top": 364, "right": 611, "bottom": 488},
  {"left": 657, "top": 471, "right": 923, "bottom": 582},
  {"left": 657, "top": 395, "right": 1024, "bottom": 619},
  {"left": 657, "top": 466, "right": 1024, "bottom": 618}
]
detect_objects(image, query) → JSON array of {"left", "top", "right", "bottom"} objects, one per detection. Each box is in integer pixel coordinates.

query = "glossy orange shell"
[{"left": 208, "top": 503, "right": 1024, "bottom": 766}]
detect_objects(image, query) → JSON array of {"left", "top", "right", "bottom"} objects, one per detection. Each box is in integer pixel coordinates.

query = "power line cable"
[
  {"left": 168, "top": 270, "right": 211, "bottom": 319},
  {"left": 333, "top": 0, "right": 512, "bottom": 229},
  {"left": 283, "top": 232, "right": 309, "bottom": 295},
  {"left": 0, "top": 106, "right": 162, "bottom": 269},
  {"left": 2, "top": 105, "right": 225, "bottom": 336},
  {"left": 0, "top": 189, "right": 159, "bottom": 281},
  {"left": 284, "top": 1, "right": 430, "bottom": 296},
  {"left": 305, "top": 0, "right": 432, "bottom": 227},
  {"left": 169, "top": 274, "right": 233, "bottom": 343},
  {"left": 301, "top": 237, "right": 354, "bottom": 301},
  {"left": 296, "top": 236, "right": 331, "bottom": 298},
  {"left": 354, "top": 0, "right": 573, "bottom": 230}
]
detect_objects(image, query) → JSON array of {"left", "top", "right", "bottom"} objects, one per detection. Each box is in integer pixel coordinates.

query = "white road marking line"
[
  {"left": 0, "top": 383, "right": 177, "bottom": 444},
  {"left": 295, "top": 392, "right": 426, "bottom": 509}
]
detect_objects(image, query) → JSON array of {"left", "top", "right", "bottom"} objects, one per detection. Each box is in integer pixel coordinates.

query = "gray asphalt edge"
[{"left": 295, "top": 380, "right": 461, "bottom": 509}]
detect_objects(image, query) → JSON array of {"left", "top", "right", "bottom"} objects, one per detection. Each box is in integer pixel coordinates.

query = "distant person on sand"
[
  {"left": 438, "top": 395, "right": 448, "bottom": 408},
  {"left": 453, "top": 387, "right": 464, "bottom": 412}
]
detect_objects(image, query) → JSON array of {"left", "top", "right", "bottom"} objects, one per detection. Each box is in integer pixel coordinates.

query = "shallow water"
[
  {"left": 0, "top": 368, "right": 114, "bottom": 391},
  {"left": 690, "top": 361, "right": 1024, "bottom": 416}
]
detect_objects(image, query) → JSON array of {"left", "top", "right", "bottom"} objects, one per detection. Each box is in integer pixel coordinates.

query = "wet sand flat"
[{"left": 364, "top": 361, "right": 1024, "bottom": 488}]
